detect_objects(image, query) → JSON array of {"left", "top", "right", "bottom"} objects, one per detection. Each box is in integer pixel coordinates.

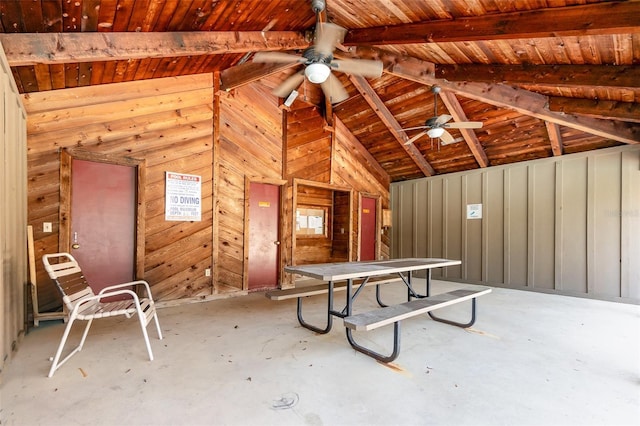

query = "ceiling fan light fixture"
[
  {"left": 427, "top": 127, "right": 445, "bottom": 138},
  {"left": 305, "top": 63, "right": 331, "bottom": 84}
]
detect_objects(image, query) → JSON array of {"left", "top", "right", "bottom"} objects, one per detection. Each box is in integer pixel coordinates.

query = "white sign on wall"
[
  {"left": 467, "top": 203, "right": 482, "bottom": 219},
  {"left": 165, "top": 172, "right": 202, "bottom": 221}
]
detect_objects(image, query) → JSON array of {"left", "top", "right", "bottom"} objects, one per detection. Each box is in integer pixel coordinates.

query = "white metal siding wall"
[
  {"left": 0, "top": 44, "right": 27, "bottom": 377},
  {"left": 391, "top": 145, "right": 640, "bottom": 302}
]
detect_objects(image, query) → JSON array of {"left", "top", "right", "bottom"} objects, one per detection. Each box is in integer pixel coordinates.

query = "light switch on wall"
[{"left": 43, "top": 222, "right": 52, "bottom": 233}]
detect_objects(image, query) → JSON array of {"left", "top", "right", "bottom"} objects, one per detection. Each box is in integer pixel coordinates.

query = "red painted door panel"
[
  {"left": 360, "top": 197, "right": 377, "bottom": 261},
  {"left": 71, "top": 159, "right": 136, "bottom": 295},
  {"left": 248, "top": 183, "right": 280, "bottom": 291}
]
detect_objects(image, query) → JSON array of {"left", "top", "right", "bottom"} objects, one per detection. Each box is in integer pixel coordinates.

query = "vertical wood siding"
[
  {"left": 23, "top": 74, "right": 214, "bottom": 305},
  {"left": 0, "top": 46, "right": 27, "bottom": 377},
  {"left": 391, "top": 145, "right": 640, "bottom": 302}
]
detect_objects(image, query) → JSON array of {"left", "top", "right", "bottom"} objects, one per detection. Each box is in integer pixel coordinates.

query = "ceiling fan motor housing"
[{"left": 302, "top": 47, "right": 333, "bottom": 65}]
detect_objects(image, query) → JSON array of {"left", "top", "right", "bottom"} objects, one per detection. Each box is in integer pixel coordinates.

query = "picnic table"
[{"left": 268, "top": 258, "right": 491, "bottom": 362}]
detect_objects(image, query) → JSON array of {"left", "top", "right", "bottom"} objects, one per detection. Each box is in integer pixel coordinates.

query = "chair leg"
[
  {"left": 153, "top": 312, "right": 163, "bottom": 340},
  {"left": 48, "top": 317, "right": 92, "bottom": 378},
  {"left": 137, "top": 310, "right": 154, "bottom": 361},
  {"left": 78, "top": 318, "right": 93, "bottom": 350}
]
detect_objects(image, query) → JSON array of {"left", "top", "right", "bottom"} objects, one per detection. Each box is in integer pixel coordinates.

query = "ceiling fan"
[
  {"left": 252, "top": 0, "right": 383, "bottom": 104},
  {"left": 403, "top": 86, "right": 483, "bottom": 145}
]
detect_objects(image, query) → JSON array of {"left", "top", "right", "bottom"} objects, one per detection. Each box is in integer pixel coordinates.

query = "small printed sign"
[
  {"left": 467, "top": 203, "right": 482, "bottom": 219},
  {"left": 165, "top": 172, "right": 202, "bottom": 221}
]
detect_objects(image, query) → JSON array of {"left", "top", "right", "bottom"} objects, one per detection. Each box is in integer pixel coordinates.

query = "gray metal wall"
[{"left": 390, "top": 145, "right": 640, "bottom": 302}]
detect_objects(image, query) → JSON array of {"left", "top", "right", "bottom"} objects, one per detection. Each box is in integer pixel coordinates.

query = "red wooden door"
[
  {"left": 248, "top": 182, "right": 280, "bottom": 291},
  {"left": 360, "top": 196, "right": 377, "bottom": 261},
  {"left": 71, "top": 159, "right": 136, "bottom": 295}
]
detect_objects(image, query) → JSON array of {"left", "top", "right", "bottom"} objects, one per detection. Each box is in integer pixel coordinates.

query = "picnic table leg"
[
  {"left": 428, "top": 297, "right": 478, "bottom": 328},
  {"left": 424, "top": 271, "right": 478, "bottom": 327},
  {"left": 375, "top": 284, "right": 388, "bottom": 307},
  {"left": 346, "top": 323, "right": 401, "bottom": 363},
  {"left": 296, "top": 281, "right": 334, "bottom": 334}
]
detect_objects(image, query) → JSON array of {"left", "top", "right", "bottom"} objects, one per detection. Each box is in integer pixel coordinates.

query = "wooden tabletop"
[{"left": 284, "top": 258, "right": 461, "bottom": 281}]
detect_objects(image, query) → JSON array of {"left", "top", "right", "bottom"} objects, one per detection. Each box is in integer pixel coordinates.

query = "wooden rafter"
[
  {"left": 220, "top": 62, "right": 299, "bottom": 92},
  {"left": 374, "top": 52, "right": 640, "bottom": 144},
  {"left": 437, "top": 90, "right": 489, "bottom": 168},
  {"left": 545, "top": 122, "right": 564, "bottom": 156},
  {"left": 0, "top": 31, "right": 310, "bottom": 66},
  {"left": 435, "top": 64, "right": 640, "bottom": 90},
  {"left": 348, "top": 74, "right": 436, "bottom": 177},
  {"left": 548, "top": 97, "right": 640, "bottom": 123},
  {"left": 344, "top": 1, "right": 640, "bottom": 45}
]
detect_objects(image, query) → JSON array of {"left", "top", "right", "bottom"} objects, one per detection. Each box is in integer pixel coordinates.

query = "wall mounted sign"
[
  {"left": 467, "top": 203, "right": 482, "bottom": 219},
  {"left": 165, "top": 172, "right": 202, "bottom": 221},
  {"left": 296, "top": 207, "right": 327, "bottom": 236}
]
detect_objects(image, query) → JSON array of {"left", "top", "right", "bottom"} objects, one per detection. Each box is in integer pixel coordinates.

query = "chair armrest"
[
  {"left": 72, "top": 289, "right": 141, "bottom": 313},
  {"left": 99, "top": 280, "right": 154, "bottom": 299}
]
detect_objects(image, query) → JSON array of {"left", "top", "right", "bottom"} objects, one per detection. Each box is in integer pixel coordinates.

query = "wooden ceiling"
[{"left": 2, "top": 0, "right": 639, "bottom": 181}]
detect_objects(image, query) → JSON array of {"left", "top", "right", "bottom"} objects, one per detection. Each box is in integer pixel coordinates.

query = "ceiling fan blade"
[
  {"left": 253, "top": 51, "right": 305, "bottom": 64},
  {"left": 315, "top": 22, "right": 347, "bottom": 56},
  {"left": 402, "top": 125, "right": 429, "bottom": 131},
  {"left": 405, "top": 130, "right": 428, "bottom": 145},
  {"left": 272, "top": 70, "right": 305, "bottom": 98},
  {"left": 435, "top": 114, "right": 453, "bottom": 125},
  {"left": 439, "top": 129, "right": 456, "bottom": 145},
  {"left": 320, "top": 72, "right": 349, "bottom": 104},
  {"left": 444, "top": 121, "right": 484, "bottom": 129},
  {"left": 331, "top": 59, "right": 383, "bottom": 78}
]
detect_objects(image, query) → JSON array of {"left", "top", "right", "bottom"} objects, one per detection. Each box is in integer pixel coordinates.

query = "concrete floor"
[{"left": 1, "top": 280, "right": 639, "bottom": 426}]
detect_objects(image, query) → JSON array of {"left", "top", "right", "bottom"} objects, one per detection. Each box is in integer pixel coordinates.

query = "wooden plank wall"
[
  {"left": 331, "top": 191, "right": 351, "bottom": 260},
  {"left": 285, "top": 106, "right": 391, "bottom": 265},
  {"left": 285, "top": 104, "right": 332, "bottom": 183},
  {"left": 0, "top": 45, "right": 27, "bottom": 378},
  {"left": 217, "top": 84, "right": 283, "bottom": 291},
  {"left": 23, "top": 74, "right": 214, "bottom": 306},
  {"left": 333, "top": 117, "right": 391, "bottom": 260},
  {"left": 295, "top": 185, "right": 335, "bottom": 264},
  {"left": 22, "top": 74, "right": 391, "bottom": 309}
]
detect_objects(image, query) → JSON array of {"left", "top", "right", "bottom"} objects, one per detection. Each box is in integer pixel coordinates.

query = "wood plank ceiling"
[{"left": 2, "top": 0, "right": 639, "bottom": 181}]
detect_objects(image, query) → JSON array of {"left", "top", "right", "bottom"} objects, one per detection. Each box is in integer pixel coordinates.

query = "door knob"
[
  {"left": 274, "top": 241, "right": 280, "bottom": 245},
  {"left": 72, "top": 243, "right": 80, "bottom": 249}
]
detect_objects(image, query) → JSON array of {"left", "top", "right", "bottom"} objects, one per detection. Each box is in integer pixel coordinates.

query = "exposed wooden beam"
[
  {"left": 545, "top": 122, "right": 564, "bottom": 156},
  {"left": 220, "top": 61, "right": 299, "bottom": 91},
  {"left": 435, "top": 64, "right": 640, "bottom": 90},
  {"left": 0, "top": 31, "right": 309, "bottom": 66},
  {"left": 349, "top": 74, "right": 436, "bottom": 177},
  {"left": 345, "top": 1, "right": 640, "bottom": 45},
  {"left": 548, "top": 97, "right": 640, "bottom": 123},
  {"left": 377, "top": 53, "right": 640, "bottom": 144},
  {"left": 438, "top": 91, "right": 489, "bottom": 168}
]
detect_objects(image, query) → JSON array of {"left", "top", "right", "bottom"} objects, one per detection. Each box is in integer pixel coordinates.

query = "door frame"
[
  {"left": 243, "top": 176, "right": 286, "bottom": 291},
  {"left": 358, "top": 192, "right": 381, "bottom": 261},
  {"left": 59, "top": 148, "right": 147, "bottom": 279}
]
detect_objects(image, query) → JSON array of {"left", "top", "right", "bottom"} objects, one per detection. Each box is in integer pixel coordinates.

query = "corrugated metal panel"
[{"left": 390, "top": 145, "right": 640, "bottom": 302}]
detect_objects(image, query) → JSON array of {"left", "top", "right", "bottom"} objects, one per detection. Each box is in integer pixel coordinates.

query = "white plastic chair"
[{"left": 42, "top": 252, "right": 163, "bottom": 377}]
